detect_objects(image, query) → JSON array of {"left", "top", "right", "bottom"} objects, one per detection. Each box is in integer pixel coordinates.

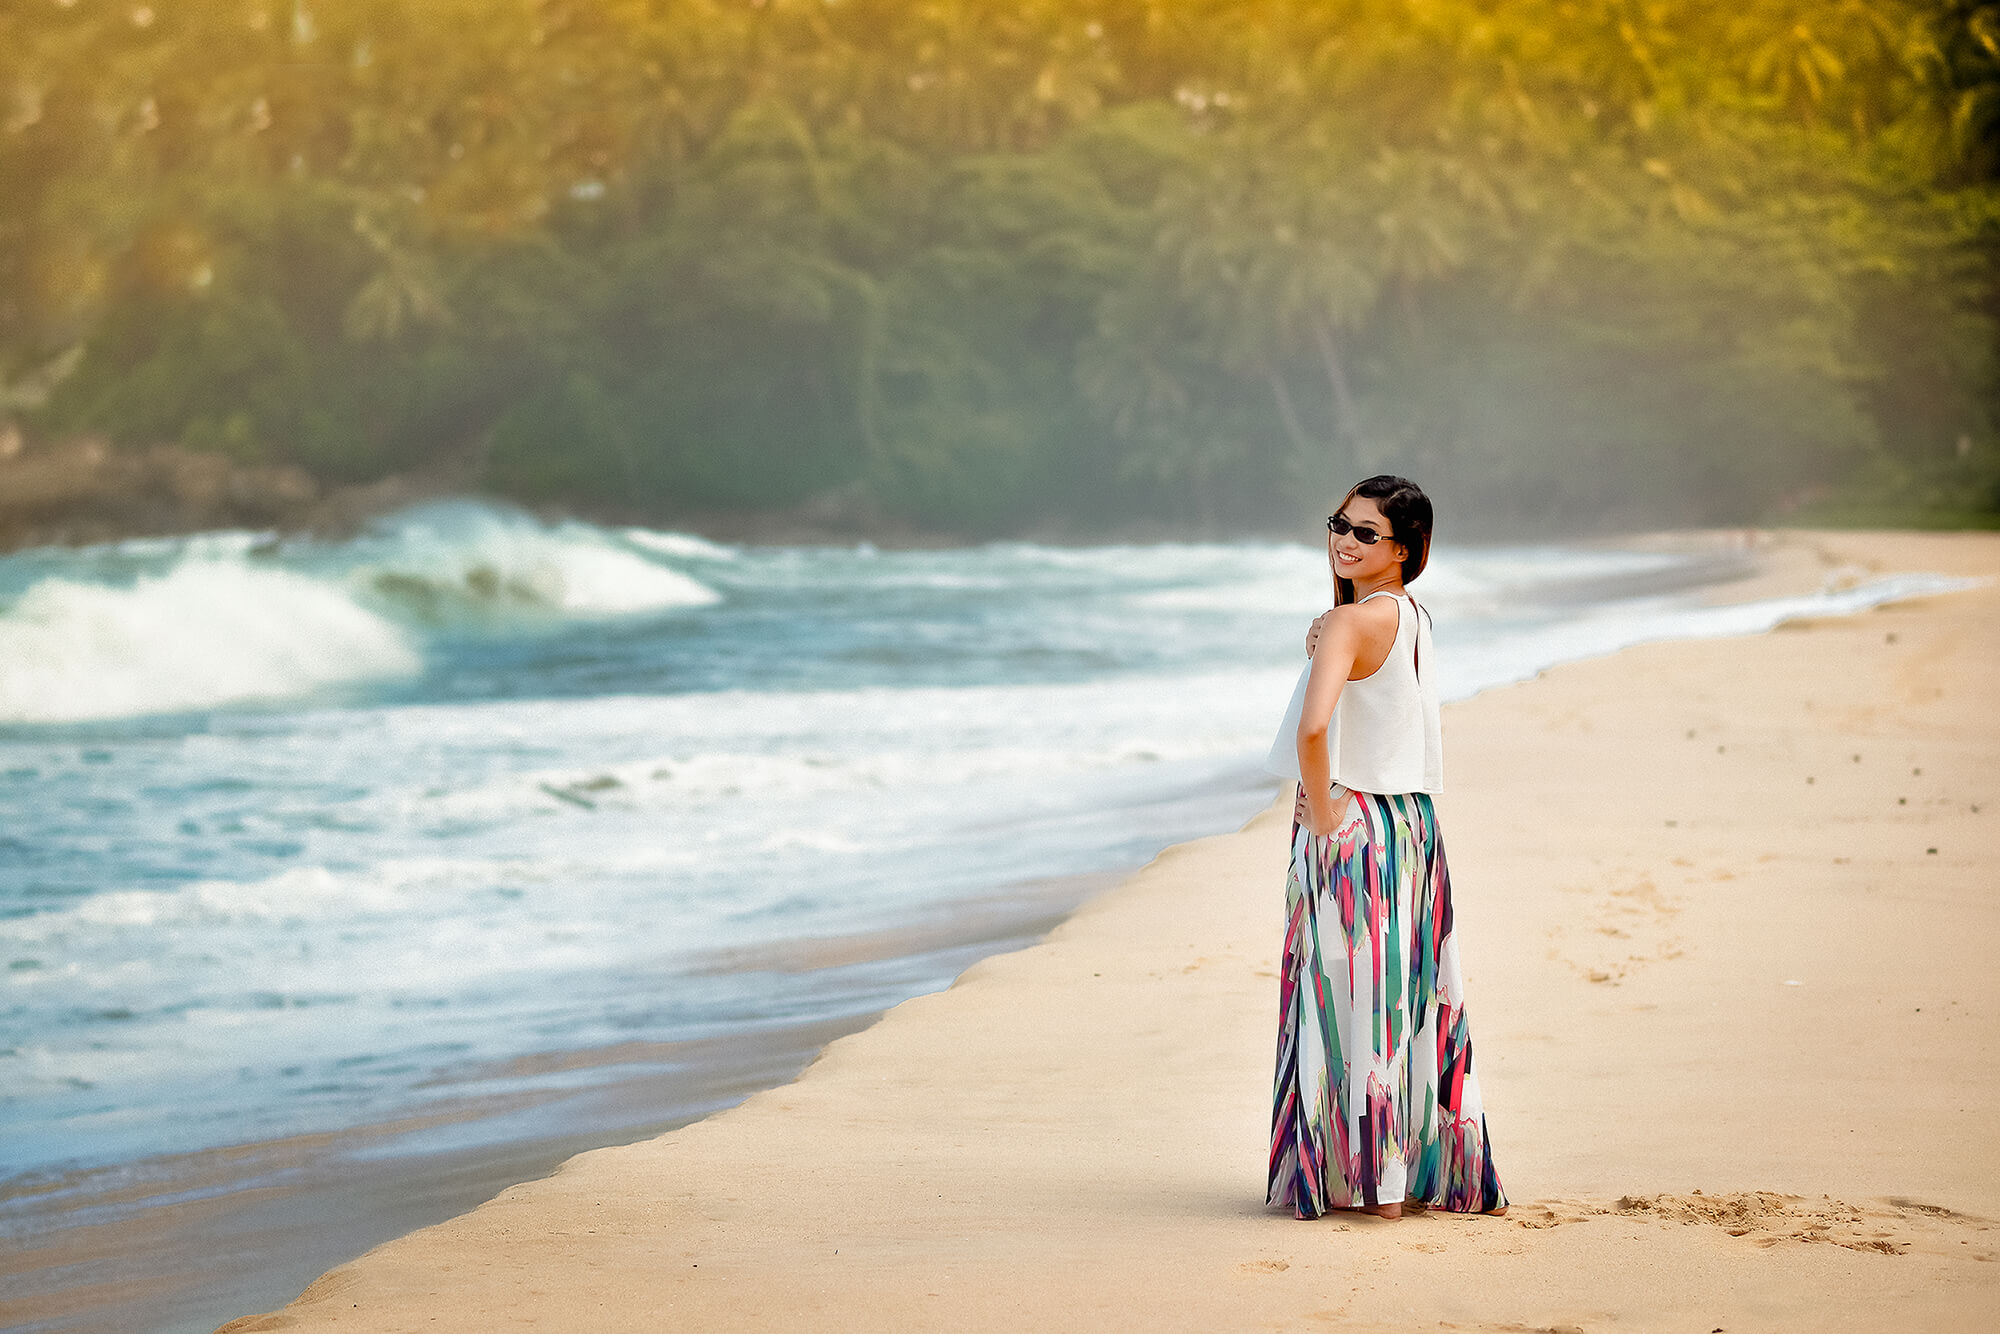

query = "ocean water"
[{"left": 0, "top": 502, "right": 1971, "bottom": 1232}]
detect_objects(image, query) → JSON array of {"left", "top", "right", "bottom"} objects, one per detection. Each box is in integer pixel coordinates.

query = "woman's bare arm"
[
  {"left": 1294, "top": 598, "right": 1398, "bottom": 834},
  {"left": 1295, "top": 610, "right": 1361, "bottom": 834}
]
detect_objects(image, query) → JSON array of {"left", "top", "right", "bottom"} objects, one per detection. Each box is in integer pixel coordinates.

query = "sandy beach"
[{"left": 197, "top": 529, "right": 2000, "bottom": 1332}]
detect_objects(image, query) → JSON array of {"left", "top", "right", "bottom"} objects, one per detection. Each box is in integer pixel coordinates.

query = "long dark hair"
[{"left": 1331, "top": 474, "right": 1433, "bottom": 607}]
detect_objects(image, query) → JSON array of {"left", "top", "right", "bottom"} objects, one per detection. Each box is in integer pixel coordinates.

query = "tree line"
[{"left": 3, "top": 0, "right": 1996, "bottom": 535}]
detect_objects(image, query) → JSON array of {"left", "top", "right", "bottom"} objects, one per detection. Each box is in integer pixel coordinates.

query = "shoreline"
[
  {"left": 0, "top": 1013, "right": 874, "bottom": 1334},
  {"left": 0, "top": 866, "right": 1134, "bottom": 1334},
  {"left": 202, "top": 528, "right": 1998, "bottom": 1332}
]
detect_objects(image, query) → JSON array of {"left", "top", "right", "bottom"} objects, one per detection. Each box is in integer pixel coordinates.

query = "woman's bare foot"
[
  {"left": 1365, "top": 1198, "right": 1502, "bottom": 1217},
  {"left": 1393, "top": 1198, "right": 1507, "bottom": 1217},
  {"left": 1328, "top": 1202, "right": 1402, "bottom": 1219}
]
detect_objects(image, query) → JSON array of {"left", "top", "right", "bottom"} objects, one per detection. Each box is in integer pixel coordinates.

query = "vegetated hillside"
[{"left": 3, "top": 0, "right": 1995, "bottom": 537}]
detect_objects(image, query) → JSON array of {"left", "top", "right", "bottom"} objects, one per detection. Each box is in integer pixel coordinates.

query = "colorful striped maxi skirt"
[{"left": 1267, "top": 790, "right": 1508, "bottom": 1217}]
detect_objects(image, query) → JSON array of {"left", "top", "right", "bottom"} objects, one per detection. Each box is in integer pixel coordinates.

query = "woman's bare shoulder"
[{"left": 1321, "top": 597, "right": 1401, "bottom": 626}]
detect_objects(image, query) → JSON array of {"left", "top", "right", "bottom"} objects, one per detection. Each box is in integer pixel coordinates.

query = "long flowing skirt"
[{"left": 1267, "top": 790, "right": 1508, "bottom": 1216}]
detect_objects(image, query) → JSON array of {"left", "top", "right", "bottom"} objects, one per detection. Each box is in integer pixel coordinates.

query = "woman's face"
[{"left": 1329, "top": 494, "right": 1406, "bottom": 584}]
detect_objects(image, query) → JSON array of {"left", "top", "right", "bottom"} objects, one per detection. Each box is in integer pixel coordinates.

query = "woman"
[{"left": 1264, "top": 474, "right": 1508, "bottom": 1221}]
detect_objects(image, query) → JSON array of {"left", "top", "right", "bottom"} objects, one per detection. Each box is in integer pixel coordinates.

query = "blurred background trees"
[{"left": 3, "top": 0, "right": 1995, "bottom": 535}]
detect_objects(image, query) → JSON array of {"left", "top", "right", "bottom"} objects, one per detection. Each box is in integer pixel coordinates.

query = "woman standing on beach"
[{"left": 1265, "top": 474, "right": 1508, "bottom": 1221}]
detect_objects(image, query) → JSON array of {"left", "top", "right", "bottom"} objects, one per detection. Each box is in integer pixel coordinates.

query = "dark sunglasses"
[{"left": 1327, "top": 513, "right": 1392, "bottom": 545}]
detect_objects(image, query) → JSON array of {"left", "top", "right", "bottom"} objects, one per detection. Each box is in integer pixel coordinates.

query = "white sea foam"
[
  {"left": 0, "top": 505, "right": 731, "bottom": 723},
  {"left": 355, "top": 507, "right": 720, "bottom": 617},
  {"left": 104, "top": 529, "right": 273, "bottom": 560},
  {"left": 421, "top": 725, "right": 1279, "bottom": 826},
  {"left": 0, "top": 560, "right": 420, "bottom": 724},
  {"left": 0, "top": 859, "right": 493, "bottom": 941},
  {"left": 1428, "top": 571, "right": 1984, "bottom": 702},
  {"left": 621, "top": 527, "right": 740, "bottom": 562}
]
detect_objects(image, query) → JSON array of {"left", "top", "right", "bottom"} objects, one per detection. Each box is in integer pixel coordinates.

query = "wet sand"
[
  {"left": 0, "top": 875, "right": 1123, "bottom": 1334},
  {"left": 207, "top": 529, "right": 2000, "bottom": 1333}
]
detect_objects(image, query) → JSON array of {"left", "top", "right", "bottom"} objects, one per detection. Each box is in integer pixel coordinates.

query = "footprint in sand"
[
  {"left": 1504, "top": 1199, "right": 1609, "bottom": 1229},
  {"left": 1549, "top": 872, "right": 1687, "bottom": 985},
  {"left": 1238, "top": 1258, "right": 1291, "bottom": 1274},
  {"left": 1615, "top": 1190, "right": 1918, "bottom": 1253},
  {"left": 1503, "top": 1190, "right": 1991, "bottom": 1258}
]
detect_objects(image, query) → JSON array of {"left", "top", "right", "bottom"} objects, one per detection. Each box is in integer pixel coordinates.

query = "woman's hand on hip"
[{"left": 1294, "top": 782, "right": 1354, "bottom": 837}]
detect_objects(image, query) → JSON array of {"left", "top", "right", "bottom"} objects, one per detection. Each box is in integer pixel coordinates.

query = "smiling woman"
[{"left": 1266, "top": 474, "right": 1508, "bottom": 1221}]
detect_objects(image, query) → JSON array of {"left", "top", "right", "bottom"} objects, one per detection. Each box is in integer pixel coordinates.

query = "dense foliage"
[{"left": 3, "top": 0, "right": 1996, "bottom": 533}]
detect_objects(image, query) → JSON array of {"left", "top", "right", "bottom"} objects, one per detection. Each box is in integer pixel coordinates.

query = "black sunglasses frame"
[{"left": 1327, "top": 513, "right": 1392, "bottom": 546}]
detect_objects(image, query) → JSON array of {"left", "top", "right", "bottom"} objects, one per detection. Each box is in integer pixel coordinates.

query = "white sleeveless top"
[{"left": 1263, "top": 591, "right": 1444, "bottom": 795}]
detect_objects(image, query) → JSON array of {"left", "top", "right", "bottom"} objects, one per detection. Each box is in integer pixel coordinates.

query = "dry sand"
[{"left": 219, "top": 530, "right": 2000, "bottom": 1333}]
